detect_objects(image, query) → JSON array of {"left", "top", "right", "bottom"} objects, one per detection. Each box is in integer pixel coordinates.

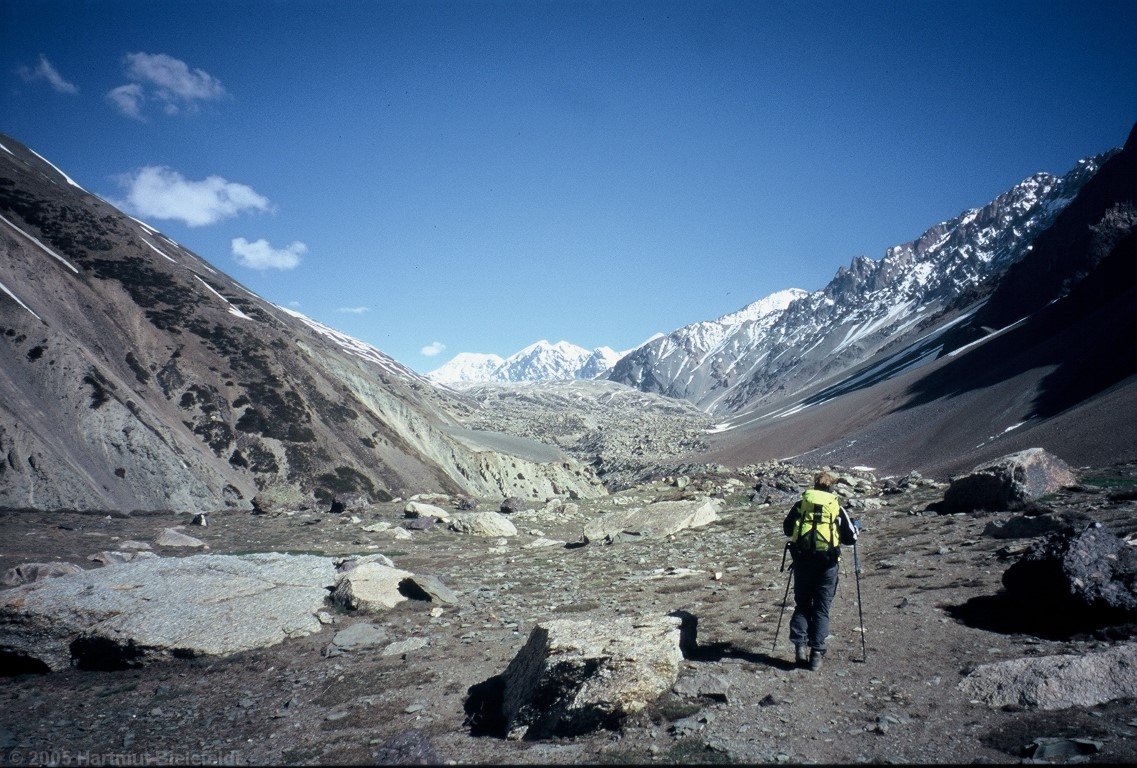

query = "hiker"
[{"left": 783, "top": 471, "right": 858, "bottom": 671}]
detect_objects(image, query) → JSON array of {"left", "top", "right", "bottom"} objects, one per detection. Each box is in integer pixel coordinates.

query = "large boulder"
[
  {"left": 960, "top": 643, "right": 1137, "bottom": 709},
  {"left": 0, "top": 553, "right": 336, "bottom": 671},
  {"left": 501, "top": 615, "right": 683, "bottom": 739},
  {"left": 331, "top": 561, "right": 415, "bottom": 611},
  {"left": 1001, "top": 521, "right": 1137, "bottom": 617},
  {"left": 404, "top": 501, "right": 451, "bottom": 520},
  {"left": 448, "top": 512, "right": 518, "bottom": 537},
  {"left": 583, "top": 498, "right": 721, "bottom": 543},
  {"left": 939, "top": 448, "right": 1077, "bottom": 513}
]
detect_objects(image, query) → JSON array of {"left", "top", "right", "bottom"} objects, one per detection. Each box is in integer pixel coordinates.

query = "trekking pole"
[
  {"left": 772, "top": 542, "right": 793, "bottom": 651},
  {"left": 852, "top": 539, "right": 867, "bottom": 661}
]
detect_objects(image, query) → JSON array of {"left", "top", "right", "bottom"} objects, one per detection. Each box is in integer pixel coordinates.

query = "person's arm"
[
  {"left": 837, "top": 507, "right": 858, "bottom": 545},
  {"left": 783, "top": 501, "right": 802, "bottom": 537}
]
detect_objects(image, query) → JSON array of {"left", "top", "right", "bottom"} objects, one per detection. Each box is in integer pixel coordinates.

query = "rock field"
[{"left": 3, "top": 459, "right": 1137, "bottom": 765}]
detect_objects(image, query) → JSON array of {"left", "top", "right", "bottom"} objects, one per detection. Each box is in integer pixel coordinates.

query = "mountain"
[
  {"left": 608, "top": 155, "right": 1109, "bottom": 414},
  {"left": 428, "top": 339, "right": 630, "bottom": 386},
  {"left": 0, "top": 134, "right": 604, "bottom": 513},
  {"left": 425, "top": 352, "right": 505, "bottom": 386},
  {"left": 703, "top": 122, "right": 1137, "bottom": 478}
]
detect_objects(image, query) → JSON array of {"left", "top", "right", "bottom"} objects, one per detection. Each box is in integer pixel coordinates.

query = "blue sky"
[{"left": 3, "top": 0, "right": 1136, "bottom": 372}]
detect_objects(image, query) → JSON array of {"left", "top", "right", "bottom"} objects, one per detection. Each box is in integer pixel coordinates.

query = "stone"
[
  {"left": 1002, "top": 522, "right": 1137, "bottom": 616},
  {"left": 501, "top": 614, "right": 684, "bottom": 739},
  {"left": 981, "top": 514, "right": 1066, "bottom": 539},
  {"left": 408, "top": 492, "right": 450, "bottom": 504},
  {"left": 448, "top": 512, "right": 518, "bottom": 537},
  {"left": 455, "top": 497, "right": 478, "bottom": 511},
  {"left": 404, "top": 501, "right": 450, "bottom": 520},
  {"left": 252, "top": 485, "right": 314, "bottom": 515},
  {"left": 962, "top": 642, "right": 1137, "bottom": 710},
  {"left": 400, "top": 574, "right": 458, "bottom": 604},
  {"left": 673, "top": 671, "right": 731, "bottom": 703},
  {"left": 1, "top": 562, "right": 84, "bottom": 587},
  {"left": 373, "top": 526, "right": 412, "bottom": 541},
  {"left": 939, "top": 448, "right": 1077, "bottom": 513},
  {"left": 87, "top": 550, "right": 159, "bottom": 566},
  {"left": 117, "top": 540, "right": 151, "bottom": 551},
  {"left": 361, "top": 522, "right": 392, "bottom": 532},
  {"left": 331, "top": 623, "right": 389, "bottom": 651},
  {"left": 374, "top": 730, "right": 440, "bottom": 765},
  {"left": 404, "top": 517, "right": 438, "bottom": 531},
  {"left": 0, "top": 553, "right": 337, "bottom": 671},
  {"left": 154, "top": 527, "right": 207, "bottom": 548},
  {"left": 382, "top": 636, "right": 429, "bottom": 656},
  {"left": 500, "top": 496, "right": 527, "bottom": 514},
  {"left": 331, "top": 561, "right": 415, "bottom": 611},
  {"left": 523, "top": 538, "right": 566, "bottom": 549},
  {"left": 190, "top": 513, "right": 208, "bottom": 526},
  {"left": 335, "top": 553, "right": 394, "bottom": 572},
  {"left": 582, "top": 498, "right": 721, "bottom": 542},
  {"left": 1023, "top": 738, "right": 1102, "bottom": 760}
]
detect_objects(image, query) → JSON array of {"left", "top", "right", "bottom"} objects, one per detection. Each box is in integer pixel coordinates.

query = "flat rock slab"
[
  {"left": 448, "top": 512, "right": 518, "bottom": 537},
  {"left": 959, "top": 643, "right": 1137, "bottom": 709},
  {"left": 0, "top": 553, "right": 337, "bottom": 671},
  {"left": 331, "top": 623, "right": 389, "bottom": 651},
  {"left": 501, "top": 615, "right": 683, "bottom": 739},
  {"left": 583, "top": 498, "right": 721, "bottom": 542}
]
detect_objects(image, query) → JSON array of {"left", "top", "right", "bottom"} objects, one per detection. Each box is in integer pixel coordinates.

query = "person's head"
[{"left": 813, "top": 471, "right": 836, "bottom": 491}]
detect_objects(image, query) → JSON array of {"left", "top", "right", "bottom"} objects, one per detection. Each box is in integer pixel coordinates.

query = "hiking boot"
[
  {"left": 808, "top": 648, "right": 824, "bottom": 671},
  {"left": 794, "top": 645, "right": 809, "bottom": 668}
]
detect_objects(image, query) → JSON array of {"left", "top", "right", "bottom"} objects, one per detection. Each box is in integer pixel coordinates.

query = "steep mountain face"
[
  {"left": 0, "top": 134, "right": 604, "bottom": 513},
  {"left": 428, "top": 340, "right": 624, "bottom": 386},
  {"left": 704, "top": 123, "right": 1137, "bottom": 478},
  {"left": 608, "top": 155, "right": 1109, "bottom": 414}
]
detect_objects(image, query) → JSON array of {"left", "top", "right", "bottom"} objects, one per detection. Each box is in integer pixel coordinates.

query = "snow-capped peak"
[
  {"left": 717, "top": 288, "right": 808, "bottom": 325},
  {"left": 427, "top": 352, "right": 506, "bottom": 385}
]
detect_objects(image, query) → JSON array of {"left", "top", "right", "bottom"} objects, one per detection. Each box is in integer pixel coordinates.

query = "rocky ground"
[
  {"left": 457, "top": 380, "right": 715, "bottom": 489},
  {"left": 3, "top": 461, "right": 1137, "bottom": 765}
]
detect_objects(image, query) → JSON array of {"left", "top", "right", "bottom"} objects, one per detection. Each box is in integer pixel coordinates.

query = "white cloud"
[
  {"left": 232, "top": 237, "right": 306, "bottom": 270},
  {"left": 107, "top": 84, "right": 144, "bottom": 120},
  {"left": 19, "top": 55, "right": 78, "bottom": 94},
  {"left": 108, "top": 52, "right": 226, "bottom": 119},
  {"left": 115, "top": 166, "right": 272, "bottom": 226},
  {"left": 421, "top": 341, "right": 446, "bottom": 357},
  {"left": 337, "top": 306, "right": 371, "bottom": 314}
]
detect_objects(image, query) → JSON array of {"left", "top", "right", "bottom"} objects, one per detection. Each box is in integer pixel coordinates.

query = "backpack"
[{"left": 791, "top": 489, "right": 841, "bottom": 563}]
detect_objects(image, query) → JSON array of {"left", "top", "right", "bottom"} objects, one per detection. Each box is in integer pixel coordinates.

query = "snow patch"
[
  {"left": 0, "top": 212, "right": 79, "bottom": 274},
  {"left": 0, "top": 279, "right": 41, "bottom": 320}
]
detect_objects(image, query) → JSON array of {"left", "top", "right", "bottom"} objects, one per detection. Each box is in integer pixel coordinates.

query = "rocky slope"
[
  {"left": 703, "top": 123, "right": 1137, "bottom": 479},
  {"left": 608, "top": 153, "right": 1109, "bottom": 414},
  {"left": 0, "top": 134, "right": 604, "bottom": 513},
  {"left": 457, "top": 379, "right": 715, "bottom": 489}
]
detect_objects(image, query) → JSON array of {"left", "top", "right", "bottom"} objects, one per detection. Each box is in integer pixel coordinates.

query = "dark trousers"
[{"left": 788, "top": 556, "right": 839, "bottom": 651}]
